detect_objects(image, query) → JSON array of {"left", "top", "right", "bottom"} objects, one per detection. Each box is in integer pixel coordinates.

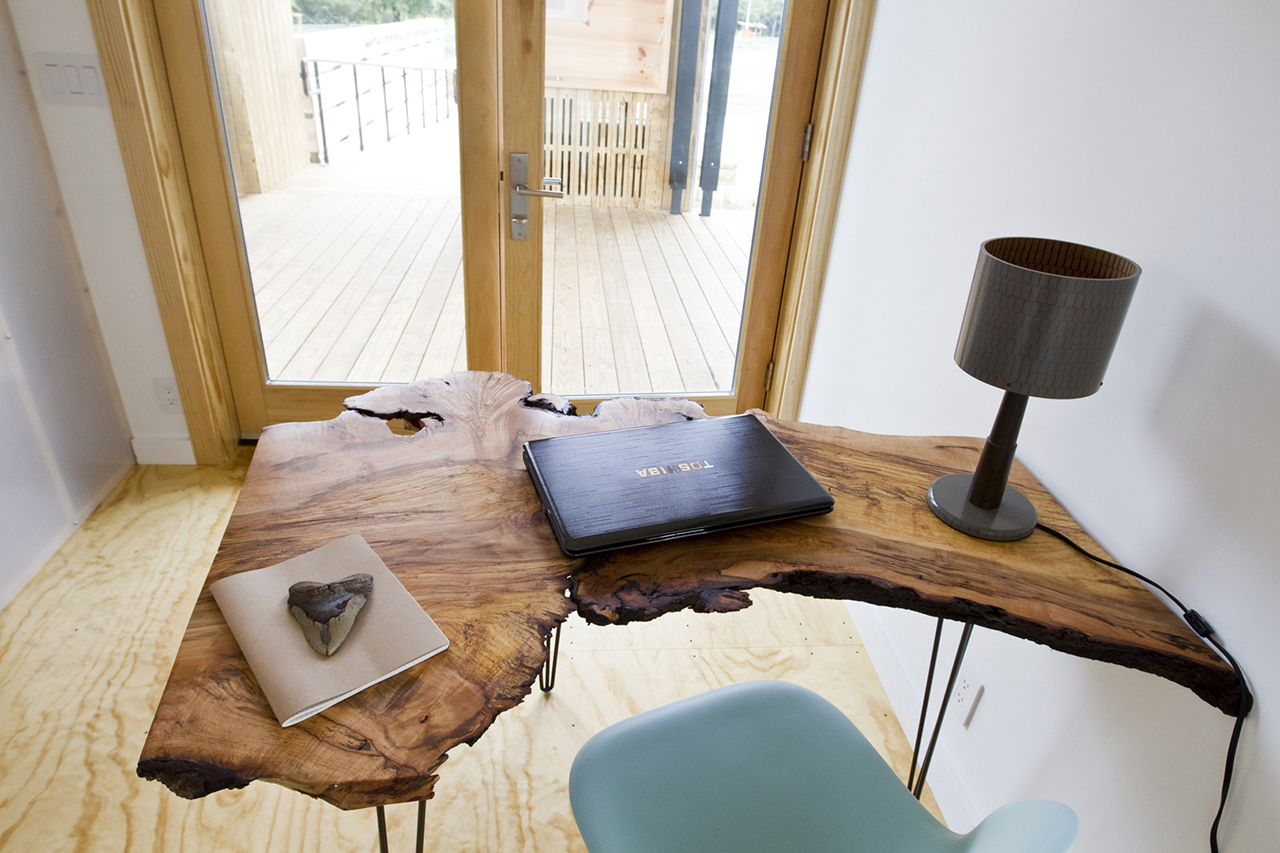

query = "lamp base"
[{"left": 927, "top": 473, "right": 1037, "bottom": 541}]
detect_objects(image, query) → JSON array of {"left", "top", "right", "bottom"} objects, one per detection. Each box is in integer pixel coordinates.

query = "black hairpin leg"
[
  {"left": 908, "top": 618, "right": 946, "bottom": 793},
  {"left": 375, "top": 801, "right": 427, "bottom": 853},
  {"left": 377, "top": 805, "right": 389, "bottom": 853},
  {"left": 909, "top": 620, "right": 974, "bottom": 800},
  {"left": 539, "top": 623, "right": 562, "bottom": 693}
]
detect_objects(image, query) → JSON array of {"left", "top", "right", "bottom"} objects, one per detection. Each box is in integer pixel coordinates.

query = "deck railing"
[
  {"left": 301, "top": 58, "right": 455, "bottom": 164},
  {"left": 544, "top": 88, "right": 671, "bottom": 208}
]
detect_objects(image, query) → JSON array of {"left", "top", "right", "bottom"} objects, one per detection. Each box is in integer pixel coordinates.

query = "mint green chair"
[{"left": 569, "top": 681, "right": 1077, "bottom": 853}]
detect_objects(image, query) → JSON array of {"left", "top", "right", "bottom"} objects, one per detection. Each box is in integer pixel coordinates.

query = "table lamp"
[{"left": 928, "top": 237, "right": 1140, "bottom": 541}]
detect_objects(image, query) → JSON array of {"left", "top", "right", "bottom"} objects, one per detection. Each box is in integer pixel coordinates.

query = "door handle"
[
  {"left": 510, "top": 153, "right": 564, "bottom": 240},
  {"left": 515, "top": 186, "right": 565, "bottom": 198}
]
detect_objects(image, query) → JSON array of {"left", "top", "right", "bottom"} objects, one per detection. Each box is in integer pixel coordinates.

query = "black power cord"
[{"left": 1035, "top": 522, "right": 1250, "bottom": 853}]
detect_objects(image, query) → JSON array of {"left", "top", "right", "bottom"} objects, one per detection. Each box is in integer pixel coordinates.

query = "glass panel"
[
  {"left": 540, "top": 0, "right": 783, "bottom": 398},
  {"left": 204, "top": 0, "right": 464, "bottom": 384}
]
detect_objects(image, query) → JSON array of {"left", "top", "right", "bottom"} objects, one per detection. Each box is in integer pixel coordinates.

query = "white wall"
[
  {"left": 7, "top": 0, "right": 195, "bottom": 464},
  {"left": 803, "top": 0, "right": 1278, "bottom": 849},
  {"left": 0, "top": 2, "right": 133, "bottom": 607}
]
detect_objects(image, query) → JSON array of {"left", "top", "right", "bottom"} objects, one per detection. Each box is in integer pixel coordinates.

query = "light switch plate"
[{"left": 32, "top": 53, "right": 109, "bottom": 106}]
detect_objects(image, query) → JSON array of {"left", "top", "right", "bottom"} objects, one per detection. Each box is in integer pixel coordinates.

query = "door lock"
[{"left": 510, "top": 153, "right": 565, "bottom": 240}]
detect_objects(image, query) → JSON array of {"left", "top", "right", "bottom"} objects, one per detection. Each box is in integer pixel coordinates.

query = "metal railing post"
[
  {"left": 311, "top": 60, "right": 329, "bottom": 164},
  {"left": 381, "top": 67, "right": 390, "bottom": 142},
  {"left": 304, "top": 58, "right": 456, "bottom": 158},
  {"left": 353, "top": 63, "right": 364, "bottom": 151}
]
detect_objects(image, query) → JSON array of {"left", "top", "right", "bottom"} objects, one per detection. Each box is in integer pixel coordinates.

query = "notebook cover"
[
  {"left": 210, "top": 534, "right": 449, "bottom": 726},
  {"left": 523, "top": 414, "right": 834, "bottom": 556}
]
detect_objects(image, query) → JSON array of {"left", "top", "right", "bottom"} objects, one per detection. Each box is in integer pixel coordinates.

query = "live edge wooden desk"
[{"left": 137, "top": 371, "right": 1246, "bottom": 811}]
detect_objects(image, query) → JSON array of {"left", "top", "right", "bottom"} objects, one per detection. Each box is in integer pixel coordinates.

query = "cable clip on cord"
[{"left": 1035, "top": 522, "right": 1248, "bottom": 853}]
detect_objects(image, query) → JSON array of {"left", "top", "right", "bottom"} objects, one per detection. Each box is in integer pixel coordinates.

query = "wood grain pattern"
[
  {"left": 768, "top": 0, "right": 878, "bottom": 419},
  {"left": 572, "top": 414, "right": 1246, "bottom": 716},
  {"left": 135, "top": 371, "right": 1242, "bottom": 817},
  {"left": 545, "top": 0, "right": 673, "bottom": 94},
  {"left": 137, "top": 373, "right": 705, "bottom": 809},
  {"left": 86, "top": 0, "right": 239, "bottom": 463},
  {"left": 202, "top": 0, "right": 309, "bottom": 195},
  {"left": 1, "top": 451, "right": 938, "bottom": 851},
  {"left": 344, "top": 374, "right": 1243, "bottom": 718}
]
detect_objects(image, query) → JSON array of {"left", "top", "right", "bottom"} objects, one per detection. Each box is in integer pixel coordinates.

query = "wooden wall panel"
[
  {"left": 203, "top": 0, "right": 310, "bottom": 194},
  {"left": 768, "top": 0, "right": 877, "bottom": 418},
  {"left": 85, "top": 0, "right": 239, "bottom": 464},
  {"left": 546, "top": 0, "right": 674, "bottom": 93},
  {"left": 544, "top": 88, "right": 670, "bottom": 207}
]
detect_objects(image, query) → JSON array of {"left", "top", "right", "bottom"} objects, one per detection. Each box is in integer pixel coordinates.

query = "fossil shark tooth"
[{"left": 287, "top": 573, "right": 373, "bottom": 657}]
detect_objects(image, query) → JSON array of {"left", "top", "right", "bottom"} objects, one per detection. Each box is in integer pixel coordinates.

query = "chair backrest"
[{"left": 569, "top": 680, "right": 964, "bottom": 853}]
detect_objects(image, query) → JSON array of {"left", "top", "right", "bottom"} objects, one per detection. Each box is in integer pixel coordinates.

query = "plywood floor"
[
  {"left": 237, "top": 153, "right": 754, "bottom": 396},
  {"left": 0, "top": 456, "right": 939, "bottom": 852}
]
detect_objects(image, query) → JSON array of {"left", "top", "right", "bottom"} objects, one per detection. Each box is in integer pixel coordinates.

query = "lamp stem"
[{"left": 966, "top": 391, "right": 1028, "bottom": 510}]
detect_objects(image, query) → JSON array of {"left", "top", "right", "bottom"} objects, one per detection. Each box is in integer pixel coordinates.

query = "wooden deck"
[
  {"left": 542, "top": 203, "right": 752, "bottom": 395},
  {"left": 237, "top": 160, "right": 754, "bottom": 396}
]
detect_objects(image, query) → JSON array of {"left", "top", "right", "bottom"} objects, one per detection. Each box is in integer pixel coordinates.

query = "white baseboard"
[
  {"left": 131, "top": 436, "right": 196, "bottom": 465},
  {"left": 0, "top": 520, "right": 75, "bottom": 612},
  {"left": 73, "top": 459, "right": 134, "bottom": 523},
  {"left": 0, "top": 459, "right": 133, "bottom": 612},
  {"left": 846, "top": 601, "right": 981, "bottom": 832}
]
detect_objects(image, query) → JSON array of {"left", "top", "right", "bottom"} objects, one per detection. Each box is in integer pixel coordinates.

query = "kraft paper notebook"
[
  {"left": 210, "top": 534, "right": 449, "bottom": 727},
  {"left": 523, "top": 414, "right": 834, "bottom": 557}
]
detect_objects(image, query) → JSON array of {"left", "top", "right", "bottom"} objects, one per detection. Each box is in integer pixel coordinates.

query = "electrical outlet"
[
  {"left": 154, "top": 378, "right": 181, "bottom": 411},
  {"left": 952, "top": 663, "right": 985, "bottom": 728}
]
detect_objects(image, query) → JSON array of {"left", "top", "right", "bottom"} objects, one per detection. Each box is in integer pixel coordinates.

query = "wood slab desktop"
[{"left": 137, "top": 372, "right": 1245, "bottom": 811}]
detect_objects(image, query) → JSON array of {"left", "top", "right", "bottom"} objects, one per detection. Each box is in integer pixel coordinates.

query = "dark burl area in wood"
[{"left": 137, "top": 372, "right": 1247, "bottom": 811}]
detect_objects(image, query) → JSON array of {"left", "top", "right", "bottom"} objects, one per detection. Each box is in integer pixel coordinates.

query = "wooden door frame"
[{"left": 85, "top": 0, "right": 876, "bottom": 462}]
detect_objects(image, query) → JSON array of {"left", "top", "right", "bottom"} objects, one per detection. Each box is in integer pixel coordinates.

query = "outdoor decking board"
[
  {"left": 643, "top": 209, "right": 738, "bottom": 390},
  {"left": 239, "top": 186, "right": 749, "bottom": 393},
  {"left": 277, "top": 197, "right": 431, "bottom": 378},
  {"left": 349, "top": 202, "right": 462, "bottom": 382},
  {"left": 381, "top": 216, "right": 466, "bottom": 382},
  {"left": 253, "top": 195, "right": 387, "bottom": 319},
  {"left": 573, "top": 204, "right": 616, "bottom": 393},
  {"left": 548, "top": 200, "right": 585, "bottom": 393},
  {"left": 594, "top": 207, "right": 654, "bottom": 393},
  {"left": 607, "top": 208, "right": 685, "bottom": 391},
  {"left": 314, "top": 198, "right": 451, "bottom": 380},
  {"left": 265, "top": 196, "right": 415, "bottom": 370}
]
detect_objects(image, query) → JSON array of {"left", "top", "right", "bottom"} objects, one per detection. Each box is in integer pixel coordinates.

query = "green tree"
[
  {"left": 738, "top": 0, "right": 785, "bottom": 37},
  {"left": 292, "top": 0, "right": 452, "bottom": 26}
]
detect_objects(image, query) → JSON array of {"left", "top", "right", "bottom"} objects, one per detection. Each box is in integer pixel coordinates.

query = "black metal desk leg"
[
  {"left": 908, "top": 618, "right": 946, "bottom": 792},
  {"left": 539, "top": 623, "right": 562, "bottom": 693},
  {"left": 376, "top": 805, "right": 390, "bottom": 853},
  {"left": 374, "top": 801, "right": 426, "bottom": 853},
  {"left": 911, "top": 621, "right": 974, "bottom": 799}
]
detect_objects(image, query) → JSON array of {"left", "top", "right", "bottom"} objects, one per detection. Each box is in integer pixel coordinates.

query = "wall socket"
[
  {"left": 952, "top": 662, "right": 985, "bottom": 728},
  {"left": 154, "top": 378, "right": 181, "bottom": 411}
]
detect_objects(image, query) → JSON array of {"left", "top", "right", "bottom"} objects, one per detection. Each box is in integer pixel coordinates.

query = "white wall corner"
[{"left": 131, "top": 436, "right": 198, "bottom": 466}]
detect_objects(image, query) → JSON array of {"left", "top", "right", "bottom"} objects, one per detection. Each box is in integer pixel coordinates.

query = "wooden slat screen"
[{"left": 543, "top": 88, "right": 670, "bottom": 208}]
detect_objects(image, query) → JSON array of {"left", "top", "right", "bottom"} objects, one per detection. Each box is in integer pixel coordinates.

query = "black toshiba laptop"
[{"left": 522, "top": 414, "right": 834, "bottom": 557}]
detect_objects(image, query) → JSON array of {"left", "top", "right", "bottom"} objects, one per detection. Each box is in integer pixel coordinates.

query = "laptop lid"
[{"left": 523, "top": 414, "right": 834, "bottom": 557}]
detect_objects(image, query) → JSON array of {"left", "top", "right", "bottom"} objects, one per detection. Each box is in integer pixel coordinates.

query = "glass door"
[
  {"left": 534, "top": 0, "right": 828, "bottom": 414},
  {"left": 205, "top": 0, "right": 469, "bottom": 383},
  {"left": 160, "top": 0, "right": 828, "bottom": 431}
]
